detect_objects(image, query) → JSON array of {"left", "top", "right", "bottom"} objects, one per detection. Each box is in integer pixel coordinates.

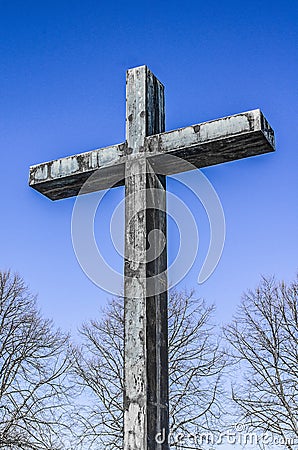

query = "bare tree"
[
  {"left": 0, "top": 270, "right": 74, "bottom": 450},
  {"left": 224, "top": 276, "right": 298, "bottom": 449},
  {"left": 74, "top": 290, "right": 226, "bottom": 449}
]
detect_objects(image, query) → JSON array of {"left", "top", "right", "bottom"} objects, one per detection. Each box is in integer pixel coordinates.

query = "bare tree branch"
[
  {"left": 224, "top": 276, "right": 298, "bottom": 450},
  {"left": 0, "top": 270, "right": 76, "bottom": 450}
]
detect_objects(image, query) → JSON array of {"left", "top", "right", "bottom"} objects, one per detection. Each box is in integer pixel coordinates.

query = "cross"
[{"left": 29, "top": 65, "right": 275, "bottom": 450}]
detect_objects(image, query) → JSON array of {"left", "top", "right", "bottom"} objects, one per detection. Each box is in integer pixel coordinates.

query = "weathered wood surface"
[
  {"left": 29, "top": 108, "right": 275, "bottom": 200},
  {"left": 124, "top": 66, "right": 169, "bottom": 450},
  {"left": 147, "top": 108, "right": 275, "bottom": 175}
]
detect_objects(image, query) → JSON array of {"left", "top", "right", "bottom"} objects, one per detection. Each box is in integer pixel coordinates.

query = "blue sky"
[{"left": 0, "top": 0, "right": 297, "bottom": 332}]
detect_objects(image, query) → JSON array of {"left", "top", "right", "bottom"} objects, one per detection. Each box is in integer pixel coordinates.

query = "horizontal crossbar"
[{"left": 29, "top": 109, "right": 275, "bottom": 200}]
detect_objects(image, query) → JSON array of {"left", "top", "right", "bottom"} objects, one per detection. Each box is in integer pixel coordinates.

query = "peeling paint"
[
  {"left": 34, "top": 164, "right": 48, "bottom": 181},
  {"left": 50, "top": 156, "right": 79, "bottom": 178}
]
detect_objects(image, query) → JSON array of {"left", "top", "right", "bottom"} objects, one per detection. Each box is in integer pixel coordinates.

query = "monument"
[{"left": 29, "top": 65, "right": 275, "bottom": 450}]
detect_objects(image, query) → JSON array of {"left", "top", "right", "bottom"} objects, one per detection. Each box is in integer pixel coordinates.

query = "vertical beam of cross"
[{"left": 124, "top": 66, "right": 169, "bottom": 449}]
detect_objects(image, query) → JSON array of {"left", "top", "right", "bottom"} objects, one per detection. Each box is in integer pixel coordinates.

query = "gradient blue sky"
[{"left": 0, "top": 0, "right": 297, "bottom": 332}]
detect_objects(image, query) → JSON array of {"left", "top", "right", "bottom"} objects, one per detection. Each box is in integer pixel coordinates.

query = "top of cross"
[{"left": 29, "top": 65, "right": 275, "bottom": 200}]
